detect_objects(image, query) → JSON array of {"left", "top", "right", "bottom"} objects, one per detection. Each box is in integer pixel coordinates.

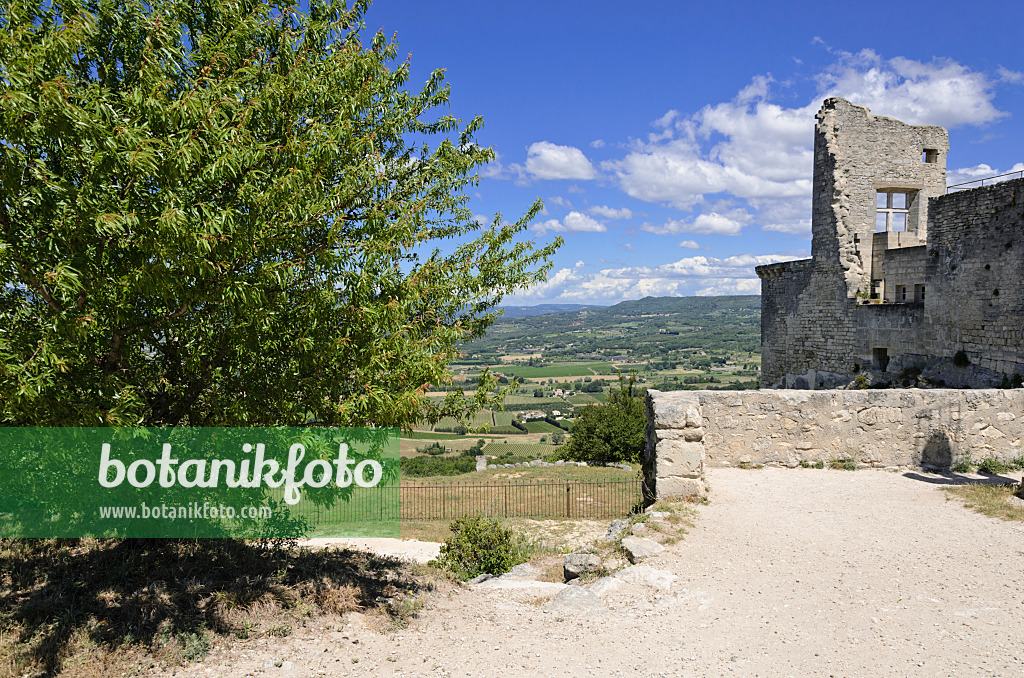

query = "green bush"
[
  {"left": 976, "top": 457, "right": 1008, "bottom": 475},
  {"left": 561, "top": 374, "right": 644, "bottom": 465},
  {"left": 951, "top": 452, "right": 973, "bottom": 473},
  {"left": 417, "top": 442, "right": 448, "bottom": 456},
  {"left": 433, "top": 517, "right": 528, "bottom": 580}
]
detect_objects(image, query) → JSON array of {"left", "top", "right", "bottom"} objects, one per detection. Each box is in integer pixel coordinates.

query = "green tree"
[
  {"left": 0, "top": 0, "right": 559, "bottom": 428},
  {"left": 562, "top": 374, "right": 645, "bottom": 465}
]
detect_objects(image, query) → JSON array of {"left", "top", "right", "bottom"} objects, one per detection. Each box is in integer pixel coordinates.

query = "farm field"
[
  {"left": 480, "top": 442, "right": 557, "bottom": 458},
  {"left": 496, "top": 361, "right": 620, "bottom": 378},
  {"left": 522, "top": 420, "right": 565, "bottom": 434}
]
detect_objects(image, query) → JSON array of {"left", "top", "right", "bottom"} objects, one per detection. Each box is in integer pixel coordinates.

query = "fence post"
[{"left": 565, "top": 483, "right": 570, "bottom": 518}]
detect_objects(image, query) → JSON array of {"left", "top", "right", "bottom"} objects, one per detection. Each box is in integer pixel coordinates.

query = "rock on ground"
[{"left": 620, "top": 535, "right": 664, "bottom": 563}]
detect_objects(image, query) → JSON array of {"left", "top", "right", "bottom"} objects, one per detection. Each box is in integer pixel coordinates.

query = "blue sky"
[{"left": 362, "top": 0, "right": 1024, "bottom": 305}]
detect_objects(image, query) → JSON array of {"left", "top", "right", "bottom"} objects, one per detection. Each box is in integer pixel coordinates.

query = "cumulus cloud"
[
  {"left": 590, "top": 139, "right": 606, "bottom": 149},
  {"left": 678, "top": 240, "right": 702, "bottom": 250},
  {"left": 589, "top": 205, "right": 635, "bottom": 220},
  {"left": 531, "top": 211, "right": 607, "bottom": 235},
  {"left": 601, "top": 51, "right": 1007, "bottom": 237},
  {"left": 509, "top": 252, "right": 802, "bottom": 304},
  {"left": 641, "top": 209, "right": 752, "bottom": 236},
  {"left": 525, "top": 142, "right": 597, "bottom": 180},
  {"left": 817, "top": 50, "right": 1007, "bottom": 128}
]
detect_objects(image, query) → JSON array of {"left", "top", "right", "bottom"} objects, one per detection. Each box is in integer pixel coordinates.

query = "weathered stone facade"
[
  {"left": 757, "top": 98, "right": 1024, "bottom": 388},
  {"left": 644, "top": 389, "right": 1024, "bottom": 499}
]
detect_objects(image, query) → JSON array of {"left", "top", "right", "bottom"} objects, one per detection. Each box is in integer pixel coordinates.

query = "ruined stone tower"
[{"left": 757, "top": 98, "right": 1024, "bottom": 388}]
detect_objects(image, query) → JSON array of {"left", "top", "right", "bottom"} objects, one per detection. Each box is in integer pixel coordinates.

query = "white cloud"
[
  {"left": 620, "top": 242, "right": 634, "bottom": 250},
  {"left": 817, "top": 50, "right": 1007, "bottom": 128},
  {"left": 947, "top": 162, "right": 1024, "bottom": 189},
  {"left": 694, "top": 278, "right": 762, "bottom": 296},
  {"left": 997, "top": 66, "right": 1024, "bottom": 85},
  {"left": 601, "top": 51, "right": 1007, "bottom": 237},
  {"left": 531, "top": 211, "right": 607, "bottom": 236},
  {"left": 590, "top": 139, "right": 606, "bottom": 149},
  {"left": 750, "top": 196, "right": 812, "bottom": 236},
  {"left": 589, "top": 205, "right": 634, "bottom": 220},
  {"left": 510, "top": 252, "right": 802, "bottom": 304},
  {"left": 525, "top": 141, "right": 597, "bottom": 180},
  {"left": 641, "top": 209, "right": 751, "bottom": 236},
  {"left": 678, "top": 240, "right": 701, "bottom": 250}
]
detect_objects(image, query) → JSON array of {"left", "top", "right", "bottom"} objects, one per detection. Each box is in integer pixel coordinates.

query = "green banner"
[{"left": 0, "top": 427, "right": 399, "bottom": 538}]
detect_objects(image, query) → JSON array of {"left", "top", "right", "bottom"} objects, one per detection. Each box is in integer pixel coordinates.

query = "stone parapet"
[
  {"left": 644, "top": 391, "right": 707, "bottom": 502},
  {"left": 645, "top": 389, "right": 1024, "bottom": 500}
]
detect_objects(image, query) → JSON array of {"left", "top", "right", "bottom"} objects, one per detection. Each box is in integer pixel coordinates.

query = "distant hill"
[
  {"left": 469, "top": 295, "right": 761, "bottom": 357},
  {"left": 498, "top": 303, "right": 600, "bottom": 319}
]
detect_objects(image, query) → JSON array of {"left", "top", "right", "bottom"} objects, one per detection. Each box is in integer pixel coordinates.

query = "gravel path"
[{"left": 168, "top": 468, "right": 1024, "bottom": 677}]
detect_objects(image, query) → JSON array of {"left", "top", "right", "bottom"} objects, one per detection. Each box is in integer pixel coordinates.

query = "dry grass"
[
  {"left": 943, "top": 483, "right": 1024, "bottom": 522},
  {"left": 0, "top": 538, "right": 429, "bottom": 677}
]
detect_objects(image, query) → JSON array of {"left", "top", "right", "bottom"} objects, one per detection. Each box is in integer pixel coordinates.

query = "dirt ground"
[{"left": 157, "top": 467, "right": 1024, "bottom": 677}]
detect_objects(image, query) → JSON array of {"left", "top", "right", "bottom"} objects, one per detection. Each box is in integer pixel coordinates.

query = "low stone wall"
[{"left": 644, "top": 389, "right": 1024, "bottom": 500}]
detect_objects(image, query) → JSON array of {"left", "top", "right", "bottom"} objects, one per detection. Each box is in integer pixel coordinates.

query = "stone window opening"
[
  {"left": 896, "top": 285, "right": 906, "bottom": 302},
  {"left": 876, "top": 191, "right": 910, "bottom": 232},
  {"left": 914, "top": 284, "right": 925, "bottom": 303},
  {"left": 923, "top": 148, "right": 939, "bottom": 164}
]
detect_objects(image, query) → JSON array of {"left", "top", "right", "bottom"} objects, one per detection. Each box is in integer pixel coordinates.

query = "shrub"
[
  {"left": 418, "top": 442, "right": 448, "bottom": 456},
  {"left": 976, "top": 457, "right": 1008, "bottom": 475},
  {"left": 433, "top": 517, "right": 528, "bottom": 580},
  {"left": 562, "top": 374, "right": 645, "bottom": 465},
  {"left": 953, "top": 350, "right": 970, "bottom": 368},
  {"left": 951, "top": 452, "right": 973, "bottom": 474}
]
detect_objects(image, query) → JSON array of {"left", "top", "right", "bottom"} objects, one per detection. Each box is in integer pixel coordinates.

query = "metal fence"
[
  {"left": 296, "top": 479, "right": 643, "bottom": 526},
  {"left": 947, "top": 169, "right": 1024, "bottom": 192}
]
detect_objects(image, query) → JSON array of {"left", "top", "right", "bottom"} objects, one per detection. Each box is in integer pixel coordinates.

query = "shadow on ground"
[
  {"left": 902, "top": 471, "right": 1021, "bottom": 486},
  {"left": 0, "top": 538, "right": 423, "bottom": 676}
]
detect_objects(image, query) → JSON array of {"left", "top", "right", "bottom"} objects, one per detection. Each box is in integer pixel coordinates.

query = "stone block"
[
  {"left": 563, "top": 553, "right": 602, "bottom": 582},
  {"left": 620, "top": 536, "right": 664, "bottom": 563},
  {"left": 655, "top": 439, "right": 704, "bottom": 476},
  {"left": 656, "top": 476, "right": 706, "bottom": 499}
]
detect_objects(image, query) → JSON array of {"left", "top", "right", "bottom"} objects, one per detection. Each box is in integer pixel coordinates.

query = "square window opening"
[
  {"left": 923, "top": 149, "right": 938, "bottom": 164},
  {"left": 876, "top": 190, "right": 914, "bottom": 233}
]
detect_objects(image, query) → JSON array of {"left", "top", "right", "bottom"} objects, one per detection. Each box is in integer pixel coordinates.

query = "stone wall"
[
  {"left": 645, "top": 389, "right": 1024, "bottom": 499},
  {"left": 757, "top": 98, "right": 1023, "bottom": 388},
  {"left": 924, "top": 179, "right": 1024, "bottom": 376}
]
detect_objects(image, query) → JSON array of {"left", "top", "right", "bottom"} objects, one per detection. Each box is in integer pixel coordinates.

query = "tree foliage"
[
  {"left": 0, "top": 0, "right": 559, "bottom": 427},
  {"left": 562, "top": 375, "right": 645, "bottom": 465}
]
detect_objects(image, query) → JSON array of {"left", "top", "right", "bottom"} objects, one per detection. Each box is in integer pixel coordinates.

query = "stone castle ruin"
[{"left": 756, "top": 98, "right": 1024, "bottom": 389}]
